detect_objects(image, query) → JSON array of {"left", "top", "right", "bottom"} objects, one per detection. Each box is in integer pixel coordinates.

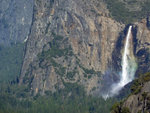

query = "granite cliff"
[
  {"left": 18, "top": 0, "right": 150, "bottom": 96},
  {"left": 19, "top": 0, "right": 124, "bottom": 95},
  {"left": 0, "top": 0, "right": 150, "bottom": 113},
  {"left": 0, "top": 0, "right": 33, "bottom": 45}
]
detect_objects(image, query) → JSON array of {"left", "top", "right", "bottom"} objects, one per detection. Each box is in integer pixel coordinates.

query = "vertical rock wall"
[{"left": 0, "top": 0, "right": 34, "bottom": 45}]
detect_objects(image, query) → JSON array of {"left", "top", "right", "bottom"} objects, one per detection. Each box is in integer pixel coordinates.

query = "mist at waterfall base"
[{"left": 101, "top": 26, "right": 137, "bottom": 99}]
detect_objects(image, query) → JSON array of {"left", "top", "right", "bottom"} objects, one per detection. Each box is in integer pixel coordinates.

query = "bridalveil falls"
[
  {"left": 120, "top": 26, "right": 135, "bottom": 86},
  {"left": 103, "top": 26, "right": 137, "bottom": 98}
]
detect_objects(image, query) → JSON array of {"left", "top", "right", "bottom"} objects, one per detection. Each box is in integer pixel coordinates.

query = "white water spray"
[
  {"left": 111, "top": 26, "right": 137, "bottom": 96},
  {"left": 120, "top": 26, "right": 133, "bottom": 86},
  {"left": 103, "top": 26, "right": 137, "bottom": 99}
]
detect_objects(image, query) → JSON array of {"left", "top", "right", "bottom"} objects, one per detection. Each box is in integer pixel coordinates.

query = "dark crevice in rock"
[
  {"left": 112, "top": 28, "right": 126, "bottom": 72},
  {"left": 136, "top": 48, "right": 150, "bottom": 76},
  {"left": 132, "top": 25, "right": 138, "bottom": 56},
  {"left": 146, "top": 15, "right": 150, "bottom": 30}
]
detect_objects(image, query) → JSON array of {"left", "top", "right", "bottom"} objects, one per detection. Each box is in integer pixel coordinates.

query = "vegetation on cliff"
[
  {"left": 111, "top": 72, "right": 150, "bottom": 113},
  {"left": 131, "top": 72, "right": 150, "bottom": 94},
  {"left": 105, "top": 0, "right": 150, "bottom": 24},
  {"left": 0, "top": 0, "right": 149, "bottom": 113}
]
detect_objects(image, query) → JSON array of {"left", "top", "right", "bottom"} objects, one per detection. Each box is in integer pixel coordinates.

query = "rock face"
[
  {"left": 0, "top": 0, "right": 33, "bottom": 45},
  {"left": 147, "top": 15, "right": 150, "bottom": 29},
  {"left": 19, "top": 0, "right": 150, "bottom": 95},
  {"left": 19, "top": 0, "right": 125, "bottom": 95},
  {"left": 123, "top": 82, "right": 150, "bottom": 113},
  {"left": 110, "top": 73, "right": 150, "bottom": 113},
  {"left": 122, "top": 73, "right": 150, "bottom": 113},
  {"left": 134, "top": 20, "right": 150, "bottom": 75}
]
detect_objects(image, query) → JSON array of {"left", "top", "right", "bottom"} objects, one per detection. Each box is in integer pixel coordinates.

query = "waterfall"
[
  {"left": 111, "top": 25, "right": 137, "bottom": 96},
  {"left": 121, "top": 26, "right": 133, "bottom": 86},
  {"left": 103, "top": 26, "right": 137, "bottom": 99}
]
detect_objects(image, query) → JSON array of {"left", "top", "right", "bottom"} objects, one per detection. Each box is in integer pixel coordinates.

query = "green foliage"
[
  {"left": 45, "top": 22, "right": 51, "bottom": 34},
  {"left": 37, "top": 34, "right": 75, "bottom": 78},
  {"left": 0, "top": 43, "right": 24, "bottom": 83},
  {"left": 111, "top": 72, "right": 150, "bottom": 113},
  {"left": 130, "top": 80, "right": 142, "bottom": 94},
  {"left": 111, "top": 102, "right": 121, "bottom": 113},
  {"left": 38, "top": 47, "right": 69, "bottom": 60},
  {"left": 142, "top": 92, "right": 148, "bottom": 100},
  {"left": 38, "top": 34, "right": 73, "bottom": 61},
  {"left": 52, "top": 32, "right": 64, "bottom": 41},
  {"left": 122, "top": 107, "right": 130, "bottom": 113},
  {"left": 66, "top": 70, "right": 77, "bottom": 80},
  {"left": 105, "top": 0, "right": 150, "bottom": 24},
  {"left": 38, "top": 34, "right": 100, "bottom": 80},
  {"left": 37, "top": 33, "right": 76, "bottom": 78},
  {"left": 143, "top": 72, "right": 150, "bottom": 82},
  {"left": 141, "top": 1, "right": 150, "bottom": 15},
  {"left": 81, "top": 66, "right": 96, "bottom": 74},
  {"left": 131, "top": 72, "right": 150, "bottom": 94},
  {"left": 137, "top": 110, "right": 142, "bottom": 113},
  {"left": 0, "top": 83, "right": 116, "bottom": 113},
  {"left": 79, "top": 65, "right": 101, "bottom": 79},
  {"left": 111, "top": 101, "right": 130, "bottom": 113},
  {"left": 55, "top": 65, "right": 66, "bottom": 76}
]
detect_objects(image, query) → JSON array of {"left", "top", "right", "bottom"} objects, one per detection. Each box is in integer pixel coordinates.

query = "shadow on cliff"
[{"left": 132, "top": 24, "right": 150, "bottom": 76}]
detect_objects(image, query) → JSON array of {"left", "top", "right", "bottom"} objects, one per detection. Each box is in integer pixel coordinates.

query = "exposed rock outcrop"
[
  {"left": 134, "top": 19, "right": 150, "bottom": 74},
  {"left": 123, "top": 82, "right": 150, "bottom": 113},
  {"left": 123, "top": 73, "right": 150, "bottom": 113}
]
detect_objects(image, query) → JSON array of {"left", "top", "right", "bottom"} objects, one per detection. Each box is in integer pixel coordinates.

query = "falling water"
[
  {"left": 111, "top": 25, "right": 137, "bottom": 96},
  {"left": 121, "top": 26, "right": 133, "bottom": 86},
  {"left": 103, "top": 26, "right": 137, "bottom": 99}
]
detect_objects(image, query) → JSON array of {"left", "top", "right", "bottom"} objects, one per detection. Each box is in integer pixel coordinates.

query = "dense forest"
[
  {"left": 1, "top": 72, "right": 149, "bottom": 113},
  {"left": 0, "top": 82, "right": 116, "bottom": 113}
]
